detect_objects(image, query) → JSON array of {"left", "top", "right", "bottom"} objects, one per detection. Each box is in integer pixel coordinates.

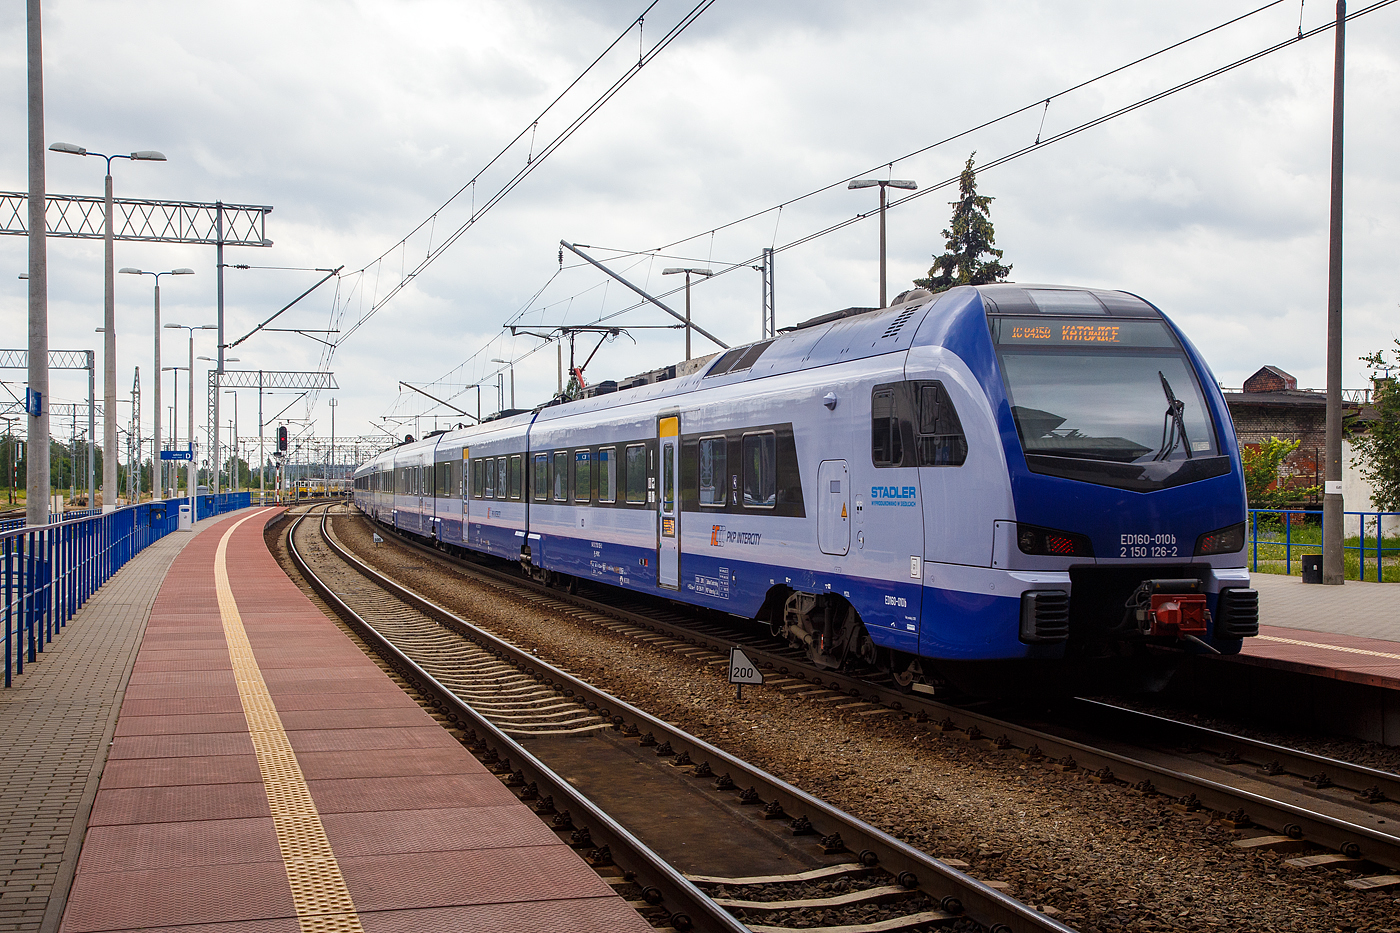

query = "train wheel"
[{"left": 890, "top": 654, "right": 924, "bottom": 694}]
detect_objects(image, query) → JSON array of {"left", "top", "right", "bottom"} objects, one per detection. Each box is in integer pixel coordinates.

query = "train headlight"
[
  {"left": 1194, "top": 522, "right": 1245, "bottom": 556},
  {"left": 1015, "top": 523, "right": 1094, "bottom": 557}
]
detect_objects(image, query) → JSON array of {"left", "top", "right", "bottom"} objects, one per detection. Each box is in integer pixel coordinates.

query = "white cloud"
[{"left": 2, "top": 0, "right": 1397, "bottom": 456}]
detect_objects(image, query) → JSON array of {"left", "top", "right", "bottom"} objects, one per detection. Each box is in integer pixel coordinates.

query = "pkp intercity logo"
[{"left": 710, "top": 525, "right": 725, "bottom": 547}]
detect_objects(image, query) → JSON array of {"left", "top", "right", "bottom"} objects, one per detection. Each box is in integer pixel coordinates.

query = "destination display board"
[{"left": 991, "top": 317, "right": 1176, "bottom": 348}]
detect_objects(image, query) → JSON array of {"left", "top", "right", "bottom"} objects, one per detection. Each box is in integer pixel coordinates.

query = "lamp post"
[
  {"left": 163, "top": 366, "right": 187, "bottom": 494},
  {"left": 491, "top": 360, "right": 515, "bottom": 409},
  {"left": 119, "top": 266, "right": 193, "bottom": 499},
  {"left": 224, "top": 390, "right": 238, "bottom": 492},
  {"left": 848, "top": 178, "right": 917, "bottom": 309},
  {"left": 50, "top": 142, "right": 166, "bottom": 511},
  {"left": 661, "top": 268, "right": 714, "bottom": 361},
  {"left": 167, "top": 323, "right": 215, "bottom": 514}
]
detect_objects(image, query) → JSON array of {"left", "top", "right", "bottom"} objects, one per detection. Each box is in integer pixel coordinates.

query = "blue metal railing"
[
  {"left": 1247, "top": 508, "right": 1399, "bottom": 581},
  {"left": 2, "top": 492, "right": 251, "bottom": 687}
]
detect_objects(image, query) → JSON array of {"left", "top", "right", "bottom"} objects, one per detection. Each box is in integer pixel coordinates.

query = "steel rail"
[
  {"left": 286, "top": 505, "right": 746, "bottom": 933},
  {"left": 360, "top": 514, "right": 1400, "bottom": 874},
  {"left": 1060, "top": 698, "right": 1400, "bottom": 805},
  {"left": 313, "top": 508, "right": 1075, "bottom": 933}
]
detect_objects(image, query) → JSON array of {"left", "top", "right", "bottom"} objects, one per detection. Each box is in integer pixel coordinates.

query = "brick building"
[{"left": 1222, "top": 365, "right": 1371, "bottom": 502}]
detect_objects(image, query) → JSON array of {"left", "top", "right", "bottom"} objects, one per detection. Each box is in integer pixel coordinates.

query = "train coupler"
[{"left": 1124, "top": 579, "right": 1214, "bottom": 648}]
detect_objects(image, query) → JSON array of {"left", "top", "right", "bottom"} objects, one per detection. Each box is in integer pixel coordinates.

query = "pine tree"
[{"left": 914, "top": 153, "right": 1011, "bottom": 293}]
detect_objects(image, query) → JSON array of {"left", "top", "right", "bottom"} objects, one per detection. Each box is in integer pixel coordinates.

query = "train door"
[
  {"left": 817, "top": 460, "right": 849, "bottom": 556},
  {"left": 657, "top": 415, "right": 680, "bottom": 590}
]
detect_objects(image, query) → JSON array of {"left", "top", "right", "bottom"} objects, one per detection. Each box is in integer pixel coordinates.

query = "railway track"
[
  {"left": 347, "top": 508, "right": 1400, "bottom": 892},
  {"left": 288, "top": 504, "right": 1073, "bottom": 933}
]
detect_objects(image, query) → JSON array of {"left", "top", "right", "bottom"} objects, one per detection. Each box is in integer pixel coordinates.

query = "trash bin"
[
  {"left": 1301, "top": 554, "right": 1323, "bottom": 584},
  {"left": 178, "top": 504, "right": 193, "bottom": 532}
]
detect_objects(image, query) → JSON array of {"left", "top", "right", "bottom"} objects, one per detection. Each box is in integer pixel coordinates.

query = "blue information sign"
[{"left": 160, "top": 449, "right": 193, "bottom": 461}]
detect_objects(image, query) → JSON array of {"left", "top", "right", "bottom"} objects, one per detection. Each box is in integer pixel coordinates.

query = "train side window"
[
  {"left": 742, "top": 432, "right": 777, "bottom": 508},
  {"left": 624, "top": 444, "right": 647, "bottom": 504},
  {"left": 598, "top": 447, "right": 616, "bottom": 503},
  {"left": 533, "top": 454, "right": 549, "bottom": 502},
  {"left": 574, "top": 450, "right": 592, "bottom": 503},
  {"left": 699, "top": 436, "right": 726, "bottom": 506},
  {"left": 497, "top": 458, "right": 507, "bottom": 500},
  {"left": 483, "top": 458, "right": 495, "bottom": 498},
  {"left": 871, "top": 386, "right": 904, "bottom": 467},
  {"left": 473, "top": 459, "right": 485, "bottom": 498},
  {"left": 435, "top": 462, "right": 448, "bottom": 496},
  {"left": 917, "top": 383, "right": 969, "bottom": 467},
  {"left": 509, "top": 455, "right": 523, "bottom": 499},
  {"left": 553, "top": 451, "right": 568, "bottom": 501}
]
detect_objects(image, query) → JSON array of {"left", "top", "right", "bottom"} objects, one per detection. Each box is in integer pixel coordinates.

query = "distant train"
[{"left": 354, "top": 284, "right": 1258, "bottom": 693}]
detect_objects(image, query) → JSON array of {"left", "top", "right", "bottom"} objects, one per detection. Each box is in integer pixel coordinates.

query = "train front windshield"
[{"left": 991, "top": 316, "right": 1219, "bottom": 466}]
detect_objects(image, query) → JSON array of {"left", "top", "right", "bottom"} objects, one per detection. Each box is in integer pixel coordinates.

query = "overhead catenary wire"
[
  {"left": 512, "top": 0, "right": 1397, "bottom": 343},
  {"left": 371, "top": 0, "right": 1293, "bottom": 419},
  {"left": 385, "top": 0, "right": 1393, "bottom": 420},
  {"left": 326, "top": 0, "right": 715, "bottom": 354}
]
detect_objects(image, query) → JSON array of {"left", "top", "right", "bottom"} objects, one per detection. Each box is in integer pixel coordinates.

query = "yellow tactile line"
[
  {"left": 1256, "top": 633, "right": 1400, "bottom": 663},
  {"left": 214, "top": 512, "right": 366, "bottom": 933}
]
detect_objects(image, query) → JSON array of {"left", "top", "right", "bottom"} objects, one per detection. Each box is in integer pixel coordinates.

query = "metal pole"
[
  {"left": 86, "top": 351, "right": 94, "bottom": 507},
  {"left": 170, "top": 374, "right": 178, "bottom": 489},
  {"left": 557, "top": 342, "right": 562, "bottom": 395},
  {"left": 329, "top": 397, "right": 336, "bottom": 491},
  {"left": 153, "top": 281, "right": 161, "bottom": 498},
  {"left": 258, "top": 372, "right": 265, "bottom": 504},
  {"left": 26, "top": 0, "right": 49, "bottom": 527},
  {"left": 1323, "top": 0, "right": 1346, "bottom": 585},
  {"left": 684, "top": 273, "right": 692, "bottom": 361},
  {"left": 878, "top": 183, "right": 888, "bottom": 308},
  {"left": 214, "top": 203, "right": 223, "bottom": 495},
  {"left": 102, "top": 170, "right": 116, "bottom": 511},
  {"left": 187, "top": 334, "right": 194, "bottom": 492}
]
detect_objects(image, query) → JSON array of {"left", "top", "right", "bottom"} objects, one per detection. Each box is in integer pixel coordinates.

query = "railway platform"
[
  {"left": 1, "top": 506, "right": 649, "bottom": 933},
  {"left": 1243, "top": 572, "right": 1400, "bottom": 686},
  {"left": 1168, "top": 571, "right": 1400, "bottom": 746}
]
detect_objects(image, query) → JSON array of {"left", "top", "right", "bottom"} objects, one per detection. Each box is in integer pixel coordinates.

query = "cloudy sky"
[{"left": 2, "top": 0, "right": 1397, "bottom": 460}]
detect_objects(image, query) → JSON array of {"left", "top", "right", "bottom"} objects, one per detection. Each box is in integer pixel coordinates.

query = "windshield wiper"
[{"left": 1153, "top": 371, "right": 1192, "bottom": 461}]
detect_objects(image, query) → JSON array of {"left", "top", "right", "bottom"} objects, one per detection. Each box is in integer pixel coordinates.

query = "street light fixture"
[
  {"left": 661, "top": 268, "right": 714, "bottom": 361},
  {"left": 120, "top": 267, "right": 193, "bottom": 498},
  {"left": 51, "top": 141, "right": 167, "bottom": 511},
  {"left": 848, "top": 178, "right": 917, "bottom": 309}
]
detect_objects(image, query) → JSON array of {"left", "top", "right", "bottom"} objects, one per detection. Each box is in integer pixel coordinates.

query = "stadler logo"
[{"left": 871, "top": 485, "right": 918, "bottom": 507}]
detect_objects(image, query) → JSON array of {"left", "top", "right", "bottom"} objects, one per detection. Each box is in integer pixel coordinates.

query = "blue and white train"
[{"left": 354, "top": 284, "right": 1258, "bottom": 693}]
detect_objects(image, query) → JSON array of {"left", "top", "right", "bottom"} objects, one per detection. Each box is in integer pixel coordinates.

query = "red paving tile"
[
  {"left": 98, "top": 753, "right": 263, "bottom": 788},
  {"left": 60, "top": 861, "right": 297, "bottom": 932},
  {"left": 338, "top": 846, "right": 619, "bottom": 912},
  {"left": 107, "top": 731, "right": 256, "bottom": 760},
  {"left": 62, "top": 508, "right": 650, "bottom": 933},
  {"left": 76, "top": 818, "right": 282, "bottom": 872},
  {"left": 307, "top": 774, "right": 523, "bottom": 814},
  {"left": 357, "top": 899, "right": 657, "bottom": 933},
  {"left": 320, "top": 807, "right": 563, "bottom": 857},
  {"left": 88, "top": 782, "right": 270, "bottom": 825},
  {"left": 294, "top": 748, "right": 477, "bottom": 780},
  {"left": 115, "top": 712, "right": 251, "bottom": 736}
]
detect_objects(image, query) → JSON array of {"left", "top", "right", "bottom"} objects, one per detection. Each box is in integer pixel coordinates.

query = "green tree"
[
  {"left": 914, "top": 153, "right": 1012, "bottom": 293},
  {"left": 1242, "top": 436, "right": 1317, "bottom": 508},
  {"left": 1352, "top": 342, "right": 1400, "bottom": 511}
]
